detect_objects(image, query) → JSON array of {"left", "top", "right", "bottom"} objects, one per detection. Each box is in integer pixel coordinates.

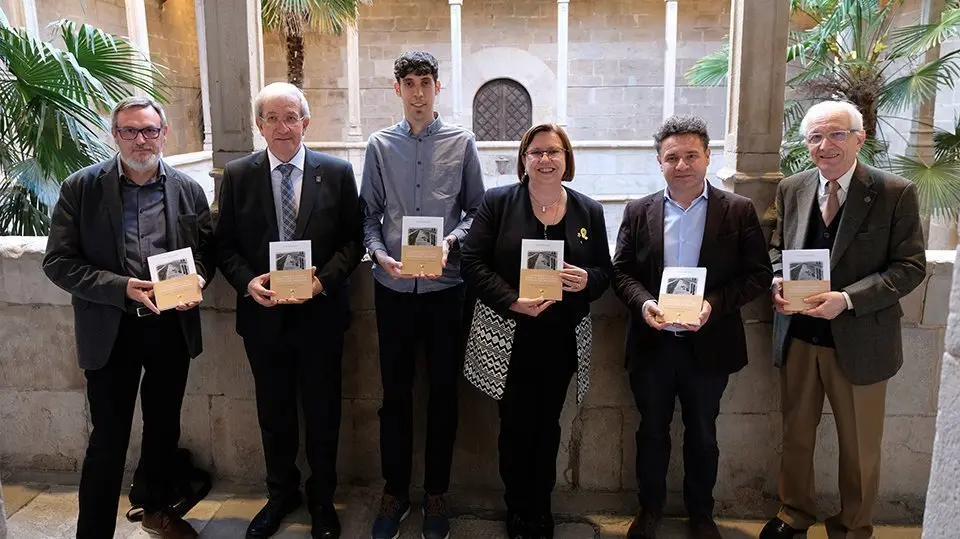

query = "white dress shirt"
[
  {"left": 817, "top": 160, "right": 859, "bottom": 310},
  {"left": 268, "top": 145, "right": 305, "bottom": 225}
]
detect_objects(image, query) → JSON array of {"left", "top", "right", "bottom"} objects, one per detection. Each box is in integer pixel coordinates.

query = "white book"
[
  {"left": 269, "top": 240, "right": 312, "bottom": 271},
  {"left": 782, "top": 249, "right": 831, "bottom": 282},
  {"left": 659, "top": 267, "right": 707, "bottom": 297},
  {"left": 401, "top": 216, "right": 444, "bottom": 247},
  {"left": 147, "top": 247, "right": 196, "bottom": 282},
  {"left": 520, "top": 239, "right": 564, "bottom": 271}
]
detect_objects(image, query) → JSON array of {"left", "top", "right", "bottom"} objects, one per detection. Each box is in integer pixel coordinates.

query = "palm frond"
[
  {"left": 935, "top": 117, "right": 960, "bottom": 160},
  {"left": 261, "top": 0, "right": 362, "bottom": 36},
  {"left": 0, "top": 178, "right": 51, "bottom": 236},
  {"left": 888, "top": 7, "right": 960, "bottom": 59},
  {"left": 878, "top": 48, "right": 960, "bottom": 113},
  {"left": 684, "top": 41, "right": 729, "bottom": 86},
  {"left": 890, "top": 154, "right": 960, "bottom": 218}
]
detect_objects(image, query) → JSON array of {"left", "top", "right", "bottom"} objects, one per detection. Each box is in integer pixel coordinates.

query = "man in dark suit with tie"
[
  {"left": 761, "top": 101, "right": 926, "bottom": 539},
  {"left": 42, "top": 97, "right": 214, "bottom": 539},
  {"left": 612, "top": 115, "right": 772, "bottom": 539},
  {"left": 215, "top": 82, "right": 364, "bottom": 539}
]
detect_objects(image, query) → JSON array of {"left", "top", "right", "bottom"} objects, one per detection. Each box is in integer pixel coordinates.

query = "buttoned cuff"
[{"left": 842, "top": 291, "right": 853, "bottom": 310}]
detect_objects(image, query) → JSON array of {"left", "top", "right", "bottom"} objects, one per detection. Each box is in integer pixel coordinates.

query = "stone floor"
[{"left": 1, "top": 478, "right": 922, "bottom": 539}]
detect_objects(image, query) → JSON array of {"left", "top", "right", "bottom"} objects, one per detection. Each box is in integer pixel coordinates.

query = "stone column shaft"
[
  {"left": 203, "top": 0, "right": 264, "bottom": 214},
  {"left": 718, "top": 0, "right": 790, "bottom": 220},
  {"left": 194, "top": 0, "right": 213, "bottom": 150},
  {"left": 557, "top": 0, "right": 569, "bottom": 127},
  {"left": 346, "top": 18, "right": 362, "bottom": 141},
  {"left": 449, "top": 0, "right": 463, "bottom": 127},
  {"left": 6, "top": 0, "right": 39, "bottom": 36},
  {"left": 663, "top": 0, "right": 678, "bottom": 120},
  {"left": 125, "top": 0, "right": 151, "bottom": 97}
]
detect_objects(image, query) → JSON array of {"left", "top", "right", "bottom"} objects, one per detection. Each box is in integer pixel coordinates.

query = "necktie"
[
  {"left": 277, "top": 163, "right": 296, "bottom": 241},
  {"left": 823, "top": 179, "right": 840, "bottom": 226}
]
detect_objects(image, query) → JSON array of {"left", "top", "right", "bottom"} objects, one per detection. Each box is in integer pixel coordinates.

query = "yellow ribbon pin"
[{"left": 578, "top": 227, "right": 589, "bottom": 240}]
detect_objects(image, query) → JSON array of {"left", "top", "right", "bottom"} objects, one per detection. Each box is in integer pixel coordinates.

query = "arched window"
[{"left": 472, "top": 79, "right": 532, "bottom": 141}]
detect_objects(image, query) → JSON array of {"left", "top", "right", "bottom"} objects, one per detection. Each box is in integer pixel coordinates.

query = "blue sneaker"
[
  {"left": 421, "top": 494, "right": 451, "bottom": 539},
  {"left": 371, "top": 494, "right": 410, "bottom": 539}
]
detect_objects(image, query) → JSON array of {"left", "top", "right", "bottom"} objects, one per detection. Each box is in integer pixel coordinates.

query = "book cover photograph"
[
  {"left": 519, "top": 239, "right": 564, "bottom": 300},
  {"left": 147, "top": 247, "right": 201, "bottom": 311}
]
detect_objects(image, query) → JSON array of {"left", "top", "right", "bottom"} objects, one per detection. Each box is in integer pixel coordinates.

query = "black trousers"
[
  {"left": 76, "top": 312, "right": 190, "bottom": 539},
  {"left": 629, "top": 332, "right": 729, "bottom": 517},
  {"left": 243, "top": 302, "right": 345, "bottom": 506},
  {"left": 498, "top": 321, "right": 577, "bottom": 516},
  {"left": 374, "top": 282, "right": 465, "bottom": 497}
]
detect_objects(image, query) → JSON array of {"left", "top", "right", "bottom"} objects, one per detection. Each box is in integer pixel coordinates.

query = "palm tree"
[
  {"left": 686, "top": 0, "right": 960, "bottom": 220},
  {"left": 261, "top": 0, "right": 369, "bottom": 88},
  {"left": 0, "top": 10, "right": 167, "bottom": 235}
]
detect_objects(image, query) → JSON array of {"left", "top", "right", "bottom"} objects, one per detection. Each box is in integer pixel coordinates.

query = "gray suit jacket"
[
  {"left": 769, "top": 162, "right": 926, "bottom": 385},
  {"left": 42, "top": 157, "right": 216, "bottom": 370}
]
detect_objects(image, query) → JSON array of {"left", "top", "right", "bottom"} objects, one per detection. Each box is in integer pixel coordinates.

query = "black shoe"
[
  {"left": 759, "top": 517, "right": 805, "bottom": 539},
  {"left": 688, "top": 514, "right": 722, "bottom": 539},
  {"left": 309, "top": 503, "right": 341, "bottom": 539},
  {"left": 627, "top": 508, "right": 662, "bottom": 539},
  {"left": 246, "top": 495, "right": 302, "bottom": 538}
]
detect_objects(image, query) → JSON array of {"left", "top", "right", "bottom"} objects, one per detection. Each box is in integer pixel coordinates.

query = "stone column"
[
  {"left": 449, "top": 0, "right": 464, "bottom": 127},
  {"left": 923, "top": 242, "right": 960, "bottom": 537},
  {"left": 125, "top": 0, "right": 151, "bottom": 97},
  {"left": 0, "top": 475, "right": 6, "bottom": 539},
  {"left": 556, "top": 0, "right": 570, "bottom": 127},
  {"left": 5, "top": 0, "right": 39, "bottom": 36},
  {"left": 346, "top": 18, "right": 362, "bottom": 141},
  {"left": 717, "top": 0, "right": 790, "bottom": 222},
  {"left": 194, "top": 0, "right": 213, "bottom": 150},
  {"left": 203, "top": 0, "right": 264, "bottom": 215},
  {"left": 663, "top": 0, "right": 678, "bottom": 120}
]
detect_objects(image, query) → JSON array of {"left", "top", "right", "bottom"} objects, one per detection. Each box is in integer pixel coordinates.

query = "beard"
[{"left": 120, "top": 149, "right": 160, "bottom": 173}]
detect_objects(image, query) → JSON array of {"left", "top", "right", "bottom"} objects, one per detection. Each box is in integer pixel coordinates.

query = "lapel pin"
[
  {"left": 315, "top": 176, "right": 322, "bottom": 183},
  {"left": 865, "top": 196, "right": 871, "bottom": 202}
]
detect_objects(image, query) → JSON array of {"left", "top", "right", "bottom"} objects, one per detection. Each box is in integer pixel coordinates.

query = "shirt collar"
[
  {"left": 399, "top": 112, "right": 443, "bottom": 138},
  {"left": 267, "top": 144, "right": 306, "bottom": 173},
  {"left": 818, "top": 160, "right": 857, "bottom": 194},
  {"left": 664, "top": 180, "right": 709, "bottom": 207},
  {"left": 116, "top": 154, "right": 166, "bottom": 185}
]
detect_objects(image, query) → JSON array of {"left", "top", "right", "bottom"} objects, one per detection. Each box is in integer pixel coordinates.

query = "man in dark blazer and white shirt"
[
  {"left": 42, "top": 97, "right": 214, "bottom": 539},
  {"left": 761, "top": 101, "right": 926, "bottom": 539},
  {"left": 214, "top": 82, "right": 364, "bottom": 539},
  {"left": 612, "top": 116, "right": 772, "bottom": 539}
]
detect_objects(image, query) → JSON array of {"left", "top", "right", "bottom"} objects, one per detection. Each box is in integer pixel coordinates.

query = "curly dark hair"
[
  {"left": 653, "top": 115, "right": 710, "bottom": 155},
  {"left": 394, "top": 50, "right": 439, "bottom": 82}
]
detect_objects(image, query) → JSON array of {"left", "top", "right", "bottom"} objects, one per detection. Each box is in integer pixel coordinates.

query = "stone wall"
[
  {"left": 264, "top": 0, "right": 729, "bottom": 142},
  {"left": 0, "top": 236, "right": 952, "bottom": 521}
]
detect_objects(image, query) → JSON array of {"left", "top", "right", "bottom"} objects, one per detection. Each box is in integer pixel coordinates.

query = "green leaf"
[
  {"left": 935, "top": 117, "right": 960, "bottom": 161},
  {"left": 889, "top": 7, "right": 960, "bottom": 58},
  {"left": 261, "top": 0, "right": 365, "bottom": 36},
  {"left": 879, "top": 48, "right": 960, "bottom": 113},
  {"left": 684, "top": 41, "right": 729, "bottom": 86},
  {"left": 890, "top": 154, "right": 960, "bottom": 218}
]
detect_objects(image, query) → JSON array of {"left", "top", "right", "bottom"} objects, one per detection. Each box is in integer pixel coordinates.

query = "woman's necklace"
[
  {"left": 530, "top": 189, "right": 563, "bottom": 213},
  {"left": 541, "top": 190, "right": 563, "bottom": 239}
]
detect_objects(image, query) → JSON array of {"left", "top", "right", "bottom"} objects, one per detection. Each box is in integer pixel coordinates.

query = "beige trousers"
[{"left": 776, "top": 338, "right": 887, "bottom": 539}]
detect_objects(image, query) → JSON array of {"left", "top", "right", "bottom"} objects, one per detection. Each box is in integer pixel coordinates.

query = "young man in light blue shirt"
[{"left": 360, "top": 50, "right": 485, "bottom": 539}]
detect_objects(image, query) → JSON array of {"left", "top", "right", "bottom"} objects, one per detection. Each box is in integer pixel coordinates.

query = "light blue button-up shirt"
[{"left": 663, "top": 181, "right": 709, "bottom": 268}]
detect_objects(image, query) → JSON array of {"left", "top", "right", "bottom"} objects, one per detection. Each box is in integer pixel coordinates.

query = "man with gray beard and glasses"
[{"left": 43, "top": 97, "right": 215, "bottom": 539}]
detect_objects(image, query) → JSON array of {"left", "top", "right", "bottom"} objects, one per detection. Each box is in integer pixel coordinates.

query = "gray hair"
[
  {"left": 254, "top": 82, "right": 311, "bottom": 120},
  {"left": 653, "top": 115, "right": 710, "bottom": 155},
  {"left": 800, "top": 101, "right": 864, "bottom": 136},
  {"left": 110, "top": 96, "right": 167, "bottom": 130}
]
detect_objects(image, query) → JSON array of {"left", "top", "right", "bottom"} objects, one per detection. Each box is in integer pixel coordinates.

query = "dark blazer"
[
  {"left": 769, "top": 162, "right": 926, "bottom": 384},
  {"left": 612, "top": 185, "right": 772, "bottom": 374},
  {"left": 214, "top": 148, "right": 365, "bottom": 342},
  {"left": 460, "top": 183, "right": 612, "bottom": 320},
  {"left": 42, "top": 157, "right": 215, "bottom": 370}
]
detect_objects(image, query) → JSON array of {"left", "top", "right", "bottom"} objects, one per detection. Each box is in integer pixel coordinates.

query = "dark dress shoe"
[
  {"left": 627, "top": 508, "right": 662, "bottom": 539},
  {"left": 246, "top": 496, "right": 302, "bottom": 538},
  {"left": 759, "top": 517, "right": 805, "bottom": 539},
  {"left": 309, "top": 503, "right": 341, "bottom": 539},
  {"left": 688, "top": 515, "right": 722, "bottom": 539}
]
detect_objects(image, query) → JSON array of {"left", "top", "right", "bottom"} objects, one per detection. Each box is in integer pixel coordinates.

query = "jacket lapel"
[
  {"left": 831, "top": 162, "right": 877, "bottom": 268},
  {"left": 100, "top": 159, "right": 126, "bottom": 265},
  {"left": 162, "top": 164, "right": 180, "bottom": 250},
  {"left": 255, "top": 151, "right": 280, "bottom": 241},
  {"left": 697, "top": 185, "right": 727, "bottom": 269},
  {"left": 294, "top": 150, "right": 320, "bottom": 239},
  {"left": 647, "top": 192, "right": 665, "bottom": 274},
  {"left": 792, "top": 170, "right": 819, "bottom": 249}
]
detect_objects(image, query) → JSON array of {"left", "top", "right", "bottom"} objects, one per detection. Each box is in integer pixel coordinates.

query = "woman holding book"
[{"left": 461, "top": 123, "right": 612, "bottom": 539}]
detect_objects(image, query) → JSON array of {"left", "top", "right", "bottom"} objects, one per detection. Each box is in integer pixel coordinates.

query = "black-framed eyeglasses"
[
  {"left": 524, "top": 148, "right": 566, "bottom": 160},
  {"left": 115, "top": 126, "right": 163, "bottom": 140},
  {"left": 805, "top": 129, "right": 860, "bottom": 145}
]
